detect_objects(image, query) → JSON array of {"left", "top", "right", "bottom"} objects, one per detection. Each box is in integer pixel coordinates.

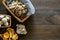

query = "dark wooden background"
[{"left": 0, "top": 0, "right": 60, "bottom": 40}]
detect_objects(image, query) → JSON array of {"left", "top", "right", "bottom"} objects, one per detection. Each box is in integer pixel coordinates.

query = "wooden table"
[{"left": 0, "top": 0, "right": 60, "bottom": 40}]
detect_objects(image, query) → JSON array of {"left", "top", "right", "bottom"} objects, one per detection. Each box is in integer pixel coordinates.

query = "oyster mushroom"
[{"left": 16, "top": 24, "right": 27, "bottom": 34}]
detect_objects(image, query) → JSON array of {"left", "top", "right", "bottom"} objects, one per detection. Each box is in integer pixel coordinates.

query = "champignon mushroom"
[{"left": 2, "top": 18, "right": 8, "bottom": 23}]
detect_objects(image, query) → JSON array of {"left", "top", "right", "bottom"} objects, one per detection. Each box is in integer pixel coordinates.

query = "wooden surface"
[{"left": 0, "top": 0, "right": 60, "bottom": 40}]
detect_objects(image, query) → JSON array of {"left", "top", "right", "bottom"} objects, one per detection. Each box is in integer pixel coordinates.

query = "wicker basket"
[
  {"left": 0, "top": 14, "right": 11, "bottom": 28},
  {"left": 2, "top": 0, "right": 30, "bottom": 23}
]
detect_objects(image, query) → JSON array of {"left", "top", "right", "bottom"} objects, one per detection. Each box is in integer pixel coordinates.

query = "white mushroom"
[
  {"left": 2, "top": 18, "right": 8, "bottom": 23},
  {"left": 5, "top": 15, "right": 10, "bottom": 20},
  {"left": 0, "top": 15, "right": 4, "bottom": 19},
  {"left": 4, "top": 22, "right": 9, "bottom": 26}
]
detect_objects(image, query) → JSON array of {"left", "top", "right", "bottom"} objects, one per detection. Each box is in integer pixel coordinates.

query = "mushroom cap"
[
  {"left": 4, "top": 32, "right": 9, "bottom": 38},
  {"left": 12, "top": 34, "right": 18, "bottom": 40},
  {"left": 4, "top": 22, "right": 9, "bottom": 26},
  {"left": 2, "top": 18, "right": 8, "bottom": 23},
  {"left": 0, "top": 15, "right": 4, "bottom": 19}
]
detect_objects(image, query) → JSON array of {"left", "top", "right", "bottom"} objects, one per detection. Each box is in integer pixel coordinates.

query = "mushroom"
[
  {"left": 8, "top": 0, "right": 28, "bottom": 17},
  {"left": 0, "top": 28, "right": 18, "bottom": 40},
  {"left": 12, "top": 34, "right": 18, "bottom": 40},
  {"left": 3, "top": 32, "right": 9, "bottom": 38},
  {"left": 5, "top": 15, "right": 10, "bottom": 20},
  {"left": 4, "top": 22, "right": 9, "bottom": 26},
  {"left": 16, "top": 24, "right": 27, "bottom": 34},
  {"left": 2, "top": 18, "right": 8, "bottom": 23},
  {"left": 0, "top": 15, "right": 4, "bottom": 19}
]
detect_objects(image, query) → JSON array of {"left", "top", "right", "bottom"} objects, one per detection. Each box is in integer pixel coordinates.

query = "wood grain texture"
[{"left": 0, "top": 0, "right": 60, "bottom": 40}]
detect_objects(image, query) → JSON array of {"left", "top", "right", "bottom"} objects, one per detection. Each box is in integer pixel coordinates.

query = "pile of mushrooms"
[
  {"left": 0, "top": 15, "right": 11, "bottom": 27},
  {"left": 8, "top": 1, "right": 28, "bottom": 17}
]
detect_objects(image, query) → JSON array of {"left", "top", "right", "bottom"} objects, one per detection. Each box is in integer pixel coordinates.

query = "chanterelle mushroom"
[{"left": 0, "top": 28, "right": 18, "bottom": 40}]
